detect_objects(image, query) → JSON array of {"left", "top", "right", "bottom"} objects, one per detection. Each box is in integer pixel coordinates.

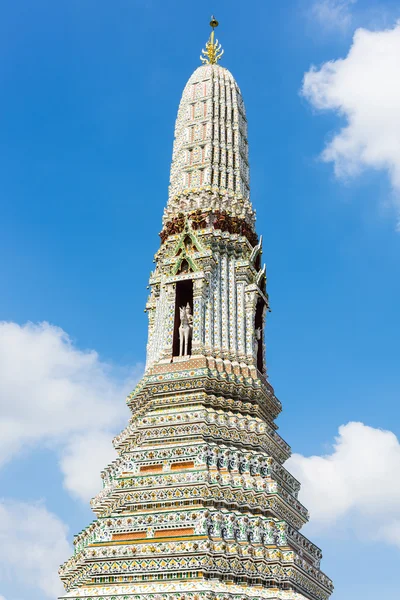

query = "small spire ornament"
[{"left": 200, "top": 15, "right": 224, "bottom": 64}]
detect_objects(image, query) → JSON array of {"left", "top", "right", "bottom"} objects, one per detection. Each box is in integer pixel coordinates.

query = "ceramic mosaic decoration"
[{"left": 59, "top": 18, "right": 333, "bottom": 600}]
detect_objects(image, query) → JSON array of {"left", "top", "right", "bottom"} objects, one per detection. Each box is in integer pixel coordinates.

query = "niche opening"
[
  {"left": 255, "top": 299, "right": 265, "bottom": 373},
  {"left": 173, "top": 279, "right": 193, "bottom": 357}
]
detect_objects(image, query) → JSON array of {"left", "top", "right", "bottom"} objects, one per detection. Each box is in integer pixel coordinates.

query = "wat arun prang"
[{"left": 59, "top": 18, "right": 333, "bottom": 600}]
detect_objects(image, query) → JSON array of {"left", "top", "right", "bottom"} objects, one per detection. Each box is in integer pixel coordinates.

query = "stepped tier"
[
  {"left": 59, "top": 581, "right": 331, "bottom": 600},
  {"left": 59, "top": 364, "right": 332, "bottom": 600}
]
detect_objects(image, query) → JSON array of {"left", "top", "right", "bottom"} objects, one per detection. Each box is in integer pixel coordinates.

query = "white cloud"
[
  {"left": 60, "top": 431, "right": 118, "bottom": 502},
  {"left": 0, "top": 500, "right": 70, "bottom": 597},
  {"left": 287, "top": 422, "right": 400, "bottom": 546},
  {"left": 0, "top": 321, "right": 141, "bottom": 500},
  {"left": 302, "top": 21, "right": 400, "bottom": 223},
  {"left": 311, "top": 0, "right": 356, "bottom": 32}
]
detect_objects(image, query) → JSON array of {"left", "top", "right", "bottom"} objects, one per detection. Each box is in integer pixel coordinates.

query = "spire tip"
[
  {"left": 200, "top": 15, "right": 224, "bottom": 65},
  {"left": 210, "top": 16, "right": 219, "bottom": 29}
]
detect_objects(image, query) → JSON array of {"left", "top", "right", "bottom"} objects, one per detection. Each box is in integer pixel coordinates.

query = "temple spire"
[
  {"left": 59, "top": 22, "right": 334, "bottom": 600},
  {"left": 200, "top": 15, "right": 224, "bottom": 64}
]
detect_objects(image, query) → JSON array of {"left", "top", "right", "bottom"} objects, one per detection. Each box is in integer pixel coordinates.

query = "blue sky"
[{"left": 1, "top": 1, "right": 400, "bottom": 598}]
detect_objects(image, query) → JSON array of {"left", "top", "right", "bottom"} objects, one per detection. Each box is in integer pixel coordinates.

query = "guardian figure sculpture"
[{"left": 179, "top": 303, "right": 193, "bottom": 356}]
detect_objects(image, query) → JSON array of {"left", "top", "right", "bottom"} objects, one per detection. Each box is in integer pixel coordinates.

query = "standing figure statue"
[{"left": 179, "top": 303, "right": 193, "bottom": 356}]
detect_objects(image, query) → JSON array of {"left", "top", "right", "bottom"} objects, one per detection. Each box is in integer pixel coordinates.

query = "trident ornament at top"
[{"left": 200, "top": 16, "right": 224, "bottom": 65}]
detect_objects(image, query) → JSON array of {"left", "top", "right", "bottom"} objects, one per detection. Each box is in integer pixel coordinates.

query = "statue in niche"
[{"left": 179, "top": 303, "right": 193, "bottom": 356}]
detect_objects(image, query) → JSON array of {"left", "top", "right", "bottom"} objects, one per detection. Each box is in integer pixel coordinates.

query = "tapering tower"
[{"left": 59, "top": 18, "right": 333, "bottom": 600}]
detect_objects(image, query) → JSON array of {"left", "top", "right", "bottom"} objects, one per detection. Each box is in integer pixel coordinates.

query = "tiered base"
[{"left": 60, "top": 579, "right": 312, "bottom": 600}]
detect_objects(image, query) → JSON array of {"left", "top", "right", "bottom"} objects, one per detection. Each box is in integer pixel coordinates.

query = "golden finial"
[{"left": 200, "top": 15, "right": 224, "bottom": 65}]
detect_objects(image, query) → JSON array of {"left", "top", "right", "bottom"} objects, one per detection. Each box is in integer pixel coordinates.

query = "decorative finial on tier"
[{"left": 200, "top": 15, "right": 224, "bottom": 65}]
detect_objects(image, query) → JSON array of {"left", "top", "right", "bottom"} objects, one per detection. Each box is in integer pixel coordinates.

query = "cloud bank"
[
  {"left": 0, "top": 321, "right": 140, "bottom": 500},
  {"left": 302, "top": 21, "right": 400, "bottom": 223},
  {"left": 288, "top": 422, "right": 400, "bottom": 546},
  {"left": 0, "top": 500, "right": 70, "bottom": 597}
]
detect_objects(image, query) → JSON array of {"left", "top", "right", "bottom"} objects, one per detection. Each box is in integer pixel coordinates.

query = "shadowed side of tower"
[{"left": 59, "top": 18, "right": 333, "bottom": 600}]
